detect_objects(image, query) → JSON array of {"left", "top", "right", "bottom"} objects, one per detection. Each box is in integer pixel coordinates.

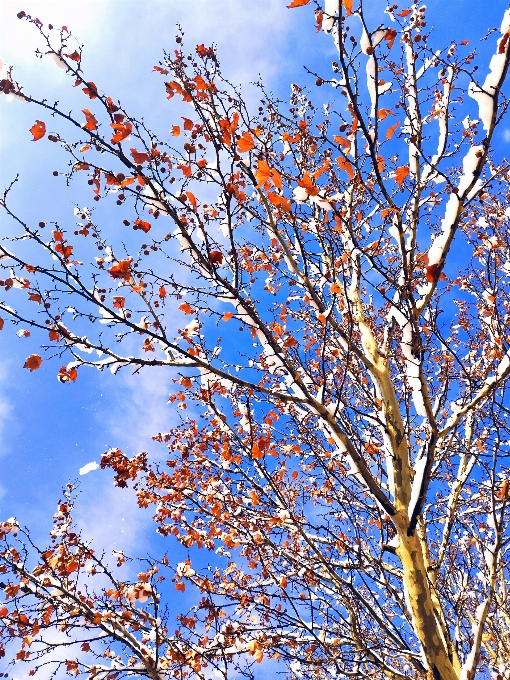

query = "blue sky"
[
  {"left": 0, "top": 0, "right": 509, "bottom": 587},
  {"left": 0, "top": 0, "right": 312, "bottom": 557}
]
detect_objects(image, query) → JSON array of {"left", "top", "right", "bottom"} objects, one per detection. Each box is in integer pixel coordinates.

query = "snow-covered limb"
[
  {"left": 439, "top": 352, "right": 510, "bottom": 439},
  {"left": 468, "top": 9, "right": 510, "bottom": 131},
  {"left": 418, "top": 17, "right": 510, "bottom": 311}
]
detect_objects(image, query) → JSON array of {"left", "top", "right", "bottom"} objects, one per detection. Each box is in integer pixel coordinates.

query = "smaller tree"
[{"left": 1, "top": 2, "right": 510, "bottom": 679}]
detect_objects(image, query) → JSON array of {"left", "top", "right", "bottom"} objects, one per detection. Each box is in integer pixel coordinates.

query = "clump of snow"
[
  {"left": 125, "top": 582, "right": 153, "bottom": 604},
  {"left": 79, "top": 461, "right": 99, "bottom": 475},
  {"left": 45, "top": 51, "right": 67, "bottom": 69},
  {"left": 322, "top": 0, "right": 337, "bottom": 33}
]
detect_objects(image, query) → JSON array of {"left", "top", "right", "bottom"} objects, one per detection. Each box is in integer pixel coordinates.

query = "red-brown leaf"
[
  {"left": 426, "top": 264, "right": 440, "bottom": 282},
  {"left": 130, "top": 148, "right": 151, "bottom": 164},
  {"left": 133, "top": 219, "right": 151, "bottom": 233},
  {"left": 24, "top": 354, "right": 42, "bottom": 372},
  {"left": 209, "top": 250, "right": 224, "bottom": 265}
]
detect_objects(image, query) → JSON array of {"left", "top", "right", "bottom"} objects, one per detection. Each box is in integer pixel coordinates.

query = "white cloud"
[
  {"left": 503, "top": 129, "right": 510, "bottom": 142},
  {"left": 104, "top": 364, "right": 177, "bottom": 454},
  {"left": 0, "top": 362, "right": 12, "bottom": 458}
]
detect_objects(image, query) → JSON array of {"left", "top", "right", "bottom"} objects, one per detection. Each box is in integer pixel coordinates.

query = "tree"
[{"left": 1, "top": 1, "right": 510, "bottom": 678}]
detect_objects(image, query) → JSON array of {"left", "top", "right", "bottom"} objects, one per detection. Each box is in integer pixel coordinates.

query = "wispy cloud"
[{"left": 0, "top": 362, "right": 12, "bottom": 459}]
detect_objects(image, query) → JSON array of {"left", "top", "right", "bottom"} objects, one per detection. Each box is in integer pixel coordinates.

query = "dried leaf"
[
  {"left": 393, "top": 165, "right": 409, "bottom": 187},
  {"left": 237, "top": 131, "right": 255, "bottom": 152},
  {"left": 386, "top": 119, "right": 400, "bottom": 140},
  {"left": 133, "top": 219, "right": 151, "bottom": 233},
  {"left": 30, "top": 120, "right": 46, "bottom": 141},
  {"left": 24, "top": 354, "right": 42, "bottom": 372},
  {"left": 82, "top": 109, "right": 98, "bottom": 131},
  {"left": 130, "top": 148, "right": 151, "bottom": 164},
  {"left": 343, "top": 0, "right": 353, "bottom": 16},
  {"left": 209, "top": 250, "right": 224, "bottom": 265},
  {"left": 109, "top": 258, "right": 132, "bottom": 281}
]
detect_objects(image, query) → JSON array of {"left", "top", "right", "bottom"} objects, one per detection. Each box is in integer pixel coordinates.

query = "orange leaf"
[
  {"left": 255, "top": 159, "right": 272, "bottom": 187},
  {"left": 267, "top": 192, "right": 292, "bottom": 212},
  {"left": 180, "top": 165, "right": 192, "bottom": 177},
  {"left": 381, "top": 206, "right": 399, "bottom": 219},
  {"left": 66, "top": 51, "right": 81, "bottom": 61},
  {"left": 182, "top": 117, "right": 193, "bottom": 131},
  {"left": 384, "top": 29, "right": 398, "bottom": 50},
  {"left": 105, "top": 173, "right": 120, "bottom": 186},
  {"left": 58, "top": 366, "right": 78, "bottom": 383},
  {"left": 30, "top": 120, "right": 46, "bottom": 141},
  {"left": 82, "top": 108, "right": 98, "bottom": 131},
  {"left": 82, "top": 82, "right": 98, "bottom": 99},
  {"left": 297, "top": 172, "right": 319, "bottom": 195},
  {"left": 49, "top": 330, "right": 60, "bottom": 342},
  {"left": 343, "top": 0, "right": 353, "bottom": 16},
  {"left": 287, "top": 0, "right": 311, "bottom": 6},
  {"left": 113, "top": 296, "right": 125, "bottom": 309},
  {"left": 105, "top": 97, "right": 119, "bottom": 113},
  {"left": 171, "top": 125, "right": 181, "bottom": 137},
  {"left": 159, "top": 286, "right": 167, "bottom": 298},
  {"left": 498, "top": 480, "right": 509, "bottom": 499},
  {"left": 175, "top": 581, "right": 186, "bottom": 592},
  {"left": 179, "top": 302, "right": 194, "bottom": 315},
  {"left": 109, "top": 258, "right": 132, "bottom": 281},
  {"left": 237, "top": 131, "right": 255, "bottom": 152},
  {"left": 272, "top": 168, "right": 283, "bottom": 189},
  {"left": 110, "top": 121, "right": 132, "bottom": 144},
  {"left": 28, "top": 293, "right": 42, "bottom": 304},
  {"left": 222, "top": 312, "right": 234, "bottom": 321},
  {"left": 386, "top": 119, "right": 400, "bottom": 140},
  {"left": 333, "top": 135, "right": 351, "bottom": 148},
  {"left": 0, "top": 317, "right": 3, "bottom": 330},
  {"left": 186, "top": 191, "right": 198, "bottom": 210},
  {"left": 24, "top": 354, "right": 42, "bottom": 372},
  {"left": 393, "top": 165, "right": 409, "bottom": 187},
  {"left": 378, "top": 108, "right": 395, "bottom": 121},
  {"left": 133, "top": 219, "right": 151, "bottom": 233},
  {"left": 397, "top": 9, "right": 412, "bottom": 16},
  {"left": 55, "top": 243, "right": 74, "bottom": 259},
  {"left": 337, "top": 156, "right": 354, "bottom": 179}
]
